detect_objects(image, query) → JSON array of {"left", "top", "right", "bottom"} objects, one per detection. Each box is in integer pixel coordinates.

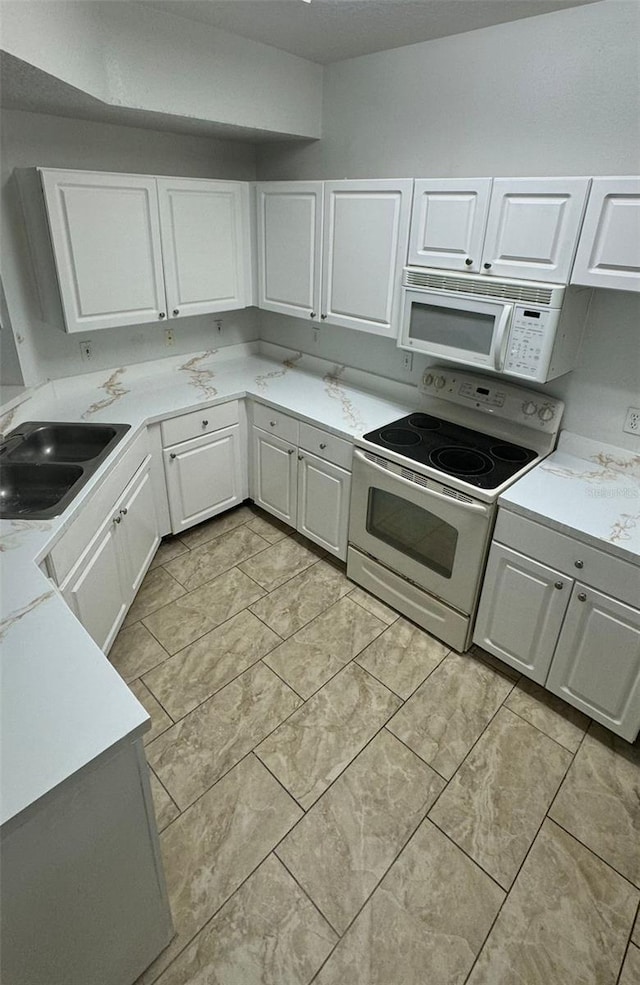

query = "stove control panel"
[{"left": 420, "top": 366, "right": 564, "bottom": 434}]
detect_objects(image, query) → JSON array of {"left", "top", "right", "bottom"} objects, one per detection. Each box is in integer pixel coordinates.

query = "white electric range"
[{"left": 347, "top": 365, "right": 564, "bottom": 651}]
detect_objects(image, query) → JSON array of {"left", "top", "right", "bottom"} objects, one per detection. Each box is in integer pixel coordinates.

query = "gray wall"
[
  {"left": 257, "top": 0, "right": 640, "bottom": 449},
  {"left": 0, "top": 109, "right": 259, "bottom": 383}
]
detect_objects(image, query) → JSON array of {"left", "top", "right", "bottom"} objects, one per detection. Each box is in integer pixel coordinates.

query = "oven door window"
[
  {"left": 408, "top": 301, "right": 495, "bottom": 355},
  {"left": 366, "top": 488, "right": 458, "bottom": 579}
]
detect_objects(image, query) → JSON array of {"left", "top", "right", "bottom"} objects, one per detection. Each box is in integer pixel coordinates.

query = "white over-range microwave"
[{"left": 399, "top": 267, "right": 592, "bottom": 382}]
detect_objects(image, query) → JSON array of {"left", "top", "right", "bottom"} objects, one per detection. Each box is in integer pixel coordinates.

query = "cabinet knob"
[
  {"left": 554, "top": 581, "right": 564, "bottom": 590},
  {"left": 321, "top": 313, "right": 327, "bottom": 320},
  {"left": 113, "top": 515, "right": 122, "bottom": 524},
  {"left": 574, "top": 559, "right": 584, "bottom": 569},
  {"left": 170, "top": 452, "right": 177, "bottom": 460},
  {"left": 465, "top": 258, "right": 473, "bottom": 266},
  {"left": 310, "top": 312, "right": 317, "bottom": 319},
  {"left": 270, "top": 421, "right": 277, "bottom": 427},
  {"left": 202, "top": 420, "right": 209, "bottom": 428},
  {"left": 119, "top": 508, "right": 128, "bottom": 517},
  {"left": 319, "top": 442, "right": 327, "bottom": 449},
  {"left": 159, "top": 312, "right": 166, "bottom": 319},
  {"left": 483, "top": 262, "right": 492, "bottom": 270},
  {"left": 173, "top": 308, "right": 179, "bottom": 316},
  {"left": 577, "top": 592, "right": 587, "bottom": 602},
  {"left": 288, "top": 448, "right": 295, "bottom": 456}
]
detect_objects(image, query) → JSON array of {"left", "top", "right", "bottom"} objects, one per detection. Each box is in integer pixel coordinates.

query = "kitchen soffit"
[{"left": 139, "top": 0, "right": 600, "bottom": 65}]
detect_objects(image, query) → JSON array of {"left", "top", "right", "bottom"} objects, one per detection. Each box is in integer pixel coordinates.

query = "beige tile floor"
[{"left": 110, "top": 503, "right": 640, "bottom": 985}]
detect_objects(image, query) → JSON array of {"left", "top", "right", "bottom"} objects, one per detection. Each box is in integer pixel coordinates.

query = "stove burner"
[
  {"left": 379, "top": 428, "right": 421, "bottom": 446},
  {"left": 490, "top": 443, "right": 530, "bottom": 464},
  {"left": 430, "top": 446, "right": 493, "bottom": 476},
  {"left": 407, "top": 414, "right": 441, "bottom": 431}
]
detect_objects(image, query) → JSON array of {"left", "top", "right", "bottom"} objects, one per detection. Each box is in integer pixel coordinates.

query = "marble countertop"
[
  {"left": 0, "top": 341, "right": 416, "bottom": 829},
  {"left": 499, "top": 432, "right": 640, "bottom": 565}
]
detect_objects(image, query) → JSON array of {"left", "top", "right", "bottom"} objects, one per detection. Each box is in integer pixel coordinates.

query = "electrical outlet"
[
  {"left": 79, "top": 340, "right": 92, "bottom": 361},
  {"left": 623, "top": 406, "right": 640, "bottom": 435},
  {"left": 214, "top": 318, "right": 223, "bottom": 333},
  {"left": 165, "top": 328, "right": 174, "bottom": 347},
  {"left": 402, "top": 351, "right": 413, "bottom": 372}
]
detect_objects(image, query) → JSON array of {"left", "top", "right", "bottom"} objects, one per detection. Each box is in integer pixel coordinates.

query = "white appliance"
[
  {"left": 399, "top": 267, "right": 592, "bottom": 382},
  {"left": 347, "top": 366, "right": 564, "bottom": 651}
]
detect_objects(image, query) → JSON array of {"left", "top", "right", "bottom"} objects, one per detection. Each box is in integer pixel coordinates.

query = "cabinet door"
[
  {"left": 570, "top": 177, "right": 640, "bottom": 292},
  {"left": 322, "top": 179, "right": 413, "bottom": 337},
  {"left": 157, "top": 178, "right": 251, "bottom": 318},
  {"left": 297, "top": 451, "right": 351, "bottom": 560},
  {"left": 473, "top": 544, "right": 571, "bottom": 683},
  {"left": 408, "top": 179, "right": 492, "bottom": 272},
  {"left": 40, "top": 169, "right": 167, "bottom": 333},
  {"left": 256, "top": 182, "right": 323, "bottom": 319},
  {"left": 62, "top": 522, "right": 126, "bottom": 653},
  {"left": 251, "top": 428, "right": 297, "bottom": 526},
  {"left": 117, "top": 464, "right": 160, "bottom": 599},
  {"left": 164, "top": 425, "right": 243, "bottom": 534},
  {"left": 547, "top": 585, "right": 640, "bottom": 741},
  {"left": 481, "top": 177, "right": 590, "bottom": 282}
]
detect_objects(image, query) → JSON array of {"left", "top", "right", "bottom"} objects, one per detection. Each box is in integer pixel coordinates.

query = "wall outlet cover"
[{"left": 623, "top": 406, "right": 640, "bottom": 435}]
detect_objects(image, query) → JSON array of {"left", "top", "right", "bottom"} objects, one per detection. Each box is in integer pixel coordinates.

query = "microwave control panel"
[{"left": 504, "top": 308, "right": 556, "bottom": 375}]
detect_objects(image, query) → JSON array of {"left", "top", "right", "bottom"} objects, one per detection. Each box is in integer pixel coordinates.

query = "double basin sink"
[{"left": 0, "top": 422, "right": 131, "bottom": 520}]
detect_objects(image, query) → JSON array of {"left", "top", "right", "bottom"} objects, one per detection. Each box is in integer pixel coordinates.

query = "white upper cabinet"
[
  {"left": 322, "top": 180, "right": 413, "bottom": 337},
  {"left": 256, "top": 181, "right": 323, "bottom": 319},
  {"left": 39, "top": 169, "right": 252, "bottom": 333},
  {"left": 408, "top": 179, "right": 492, "bottom": 272},
  {"left": 570, "top": 177, "right": 640, "bottom": 292},
  {"left": 157, "top": 178, "right": 251, "bottom": 318},
  {"left": 40, "top": 169, "right": 167, "bottom": 333},
  {"left": 481, "top": 177, "right": 590, "bottom": 282}
]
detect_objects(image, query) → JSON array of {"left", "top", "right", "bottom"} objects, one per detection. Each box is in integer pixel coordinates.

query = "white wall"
[
  {"left": 0, "top": 109, "right": 259, "bottom": 383},
  {"left": 0, "top": 0, "right": 323, "bottom": 139},
  {"left": 257, "top": 0, "right": 640, "bottom": 450}
]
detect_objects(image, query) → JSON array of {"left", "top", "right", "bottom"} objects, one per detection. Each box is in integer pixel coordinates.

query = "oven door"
[
  {"left": 399, "top": 289, "right": 512, "bottom": 371},
  {"left": 350, "top": 450, "right": 494, "bottom": 614}
]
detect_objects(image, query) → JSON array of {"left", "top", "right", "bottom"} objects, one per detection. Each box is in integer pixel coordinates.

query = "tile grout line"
[
  {"left": 503, "top": 702, "right": 590, "bottom": 756},
  {"left": 546, "top": 815, "right": 640, "bottom": 893}
]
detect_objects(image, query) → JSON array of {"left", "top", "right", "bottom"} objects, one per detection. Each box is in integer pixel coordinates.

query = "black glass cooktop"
[{"left": 363, "top": 413, "right": 536, "bottom": 489}]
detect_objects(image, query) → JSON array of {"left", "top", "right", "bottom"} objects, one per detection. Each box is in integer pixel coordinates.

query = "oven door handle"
[
  {"left": 353, "top": 450, "right": 492, "bottom": 515},
  {"left": 493, "top": 304, "right": 513, "bottom": 371}
]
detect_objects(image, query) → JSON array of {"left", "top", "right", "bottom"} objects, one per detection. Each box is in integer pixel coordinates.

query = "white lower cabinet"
[
  {"left": 250, "top": 405, "right": 353, "bottom": 560},
  {"left": 59, "top": 460, "right": 159, "bottom": 652},
  {"left": 162, "top": 401, "right": 247, "bottom": 534},
  {"left": 474, "top": 510, "right": 640, "bottom": 741}
]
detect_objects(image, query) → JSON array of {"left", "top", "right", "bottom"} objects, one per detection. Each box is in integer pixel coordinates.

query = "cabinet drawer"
[
  {"left": 299, "top": 422, "right": 352, "bottom": 470},
  {"left": 48, "top": 428, "right": 150, "bottom": 585},
  {"left": 494, "top": 509, "right": 640, "bottom": 609},
  {"left": 252, "top": 403, "right": 298, "bottom": 444},
  {"left": 161, "top": 400, "right": 239, "bottom": 447}
]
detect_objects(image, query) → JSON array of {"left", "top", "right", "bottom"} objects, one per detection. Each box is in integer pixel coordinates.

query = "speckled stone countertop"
[
  {"left": 0, "top": 341, "right": 416, "bottom": 829},
  {"left": 499, "top": 432, "right": 640, "bottom": 565}
]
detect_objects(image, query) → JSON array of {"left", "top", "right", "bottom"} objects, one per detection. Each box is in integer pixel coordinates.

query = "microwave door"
[{"left": 401, "top": 291, "right": 509, "bottom": 369}]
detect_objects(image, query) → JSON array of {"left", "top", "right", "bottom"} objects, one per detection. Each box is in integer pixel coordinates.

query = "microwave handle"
[
  {"left": 493, "top": 304, "right": 513, "bottom": 372},
  {"left": 353, "top": 450, "right": 491, "bottom": 515}
]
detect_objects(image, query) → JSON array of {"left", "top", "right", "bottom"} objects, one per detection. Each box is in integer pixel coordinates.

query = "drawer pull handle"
[
  {"left": 319, "top": 442, "right": 327, "bottom": 449},
  {"left": 554, "top": 581, "right": 563, "bottom": 590},
  {"left": 113, "top": 515, "right": 122, "bottom": 524},
  {"left": 577, "top": 592, "right": 587, "bottom": 602},
  {"left": 202, "top": 420, "right": 209, "bottom": 428},
  {"left": 170, "top": 453, "right": 177, "bottom": 460},
  {"left": 574, "top": 559, "right": 584, "bottom": 569}
]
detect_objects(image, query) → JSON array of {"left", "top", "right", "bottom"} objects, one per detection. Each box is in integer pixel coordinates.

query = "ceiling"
[{"left": 139, "top": 0, "right": 600, "bottom": 65}]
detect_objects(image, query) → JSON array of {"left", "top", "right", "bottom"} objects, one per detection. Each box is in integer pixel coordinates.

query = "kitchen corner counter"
[
  {"left": 0, "top": 341, "right": 416, "bottom": 829},
  {"left": 498, "top": 432, "right": 640, "bottom": 565}
]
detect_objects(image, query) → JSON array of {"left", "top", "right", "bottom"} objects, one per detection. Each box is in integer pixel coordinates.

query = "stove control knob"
[
  {"left": 522, "top": 400, "right": 537, "bottom": 416},
  {"left": 423, "top": 373, "right": 434, "bottom": 387},
  {"left": 434, "top": 375, "right": 446, "bottom": 390},
  {"left": 538, "top": 404, "right": 555, "bottom": 423}
]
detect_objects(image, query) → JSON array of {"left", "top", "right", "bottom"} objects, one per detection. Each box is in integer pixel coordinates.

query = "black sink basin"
[
  {"left": 6, "top": 424, "right": 122, "bottom": 463},
  {"left": 0, "top": 421, "right": 131, "bottom": 519},
  {"left": 0, "top": 463, "right": 84, "bottom": 517}
]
